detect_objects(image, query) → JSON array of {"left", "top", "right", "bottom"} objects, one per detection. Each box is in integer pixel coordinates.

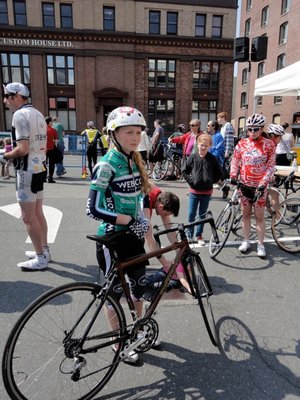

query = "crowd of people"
[{"left": 2, "top": 81, "right": 297, "bottom": 362}]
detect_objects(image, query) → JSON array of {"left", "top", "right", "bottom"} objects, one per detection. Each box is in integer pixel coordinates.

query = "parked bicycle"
[
  {"left": 271, "top": 173, "right": 300, "bottom": 253},
  {"left": 2, "top": 214, "right": 220, "bottom": 400},
  {"left": 152, "top": 143, "right": 183, "bottom": 181},
  {"left": 208, "top": 179, "right": 263, "bottom": 259}
]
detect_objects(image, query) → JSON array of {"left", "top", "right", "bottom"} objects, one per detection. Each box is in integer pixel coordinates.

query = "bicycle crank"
[{"left": 130, "top": 318, "right": 159, "bottom": 353}]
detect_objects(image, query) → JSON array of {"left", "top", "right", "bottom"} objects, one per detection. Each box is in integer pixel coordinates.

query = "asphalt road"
[{"left": 0, "top": 155, "right": 299, "bottom": 400}]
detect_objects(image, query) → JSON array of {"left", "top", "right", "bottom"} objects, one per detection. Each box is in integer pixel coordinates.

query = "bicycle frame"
[{"left": 80, "top": 213, "right": 218, "bottom": 355}]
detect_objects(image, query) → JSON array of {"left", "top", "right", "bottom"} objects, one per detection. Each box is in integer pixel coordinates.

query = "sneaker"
[
  {"left": 112, "top": 344, "right": 139, "bottom": 364},
  {"left": 222, "top": 186, "right": 230, "bottom": 199},
  {"left": 213, "top": 184, "right": 220, "bottom": 189},
  {"left": 17, "top": 256, "right": 48, "bottom": 270},
  {"left": 239, "top": 240, "right": 251, "bottom": 253},
  {"left": 197, "top": 236, "right": 205, "bottom": 247},
  {"left": 257, "top": 244, "right": 266, "bottom": 258},
  {"left": 188, "top": 238, "right": 197, "bottom": 244},
  {"left": 25, "top": 249, "right": 51, "bottom": 263},
  {"left": 60, "top": 170, "right": 67, "bottom": 176}
]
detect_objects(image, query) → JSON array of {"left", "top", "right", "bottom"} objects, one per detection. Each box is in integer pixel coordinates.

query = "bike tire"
[
  {"left": 189, "top": 255, "right": 219, "bottom": 346},
  {"left": 208, "top": 203, "right": 236, "bottom": 259},
  {"left": 2, "top": 282, "right": 127, "bottom": 400},
  {"left": 152, "top": 159, "right": 169, "bottom": 181},
  {"left": 271, "top": 197, "right": 300, "bottom": 254}
]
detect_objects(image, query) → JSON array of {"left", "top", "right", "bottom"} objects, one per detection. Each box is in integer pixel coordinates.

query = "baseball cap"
[{"left": 4, "top": 82, "right": 30, "bottom": 97}]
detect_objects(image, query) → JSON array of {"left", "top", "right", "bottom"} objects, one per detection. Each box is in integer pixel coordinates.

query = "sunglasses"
[
  {"left": 190, "top": 124, "right": 199, "bottom": 127},
  {"left": 247, "top": 127, "right": 260, "bottom": 132},
  {"left": 4, "top": 93, "right": 15, "bottom": 99}
]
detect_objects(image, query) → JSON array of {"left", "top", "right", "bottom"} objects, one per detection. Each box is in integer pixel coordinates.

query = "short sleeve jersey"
[
  {"left": 11, "top": 104, "right": 47, "bottom": 173},
  {"left": 89, "top": 149, "right": 143, "bottom": 235}
]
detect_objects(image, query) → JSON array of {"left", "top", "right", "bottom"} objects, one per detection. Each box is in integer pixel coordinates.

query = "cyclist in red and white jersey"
[{"left": 230, "top": 114, "right": 276, "bottom": 258}]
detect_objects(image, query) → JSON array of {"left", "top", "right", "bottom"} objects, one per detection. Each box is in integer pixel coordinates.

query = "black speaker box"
[
  {"left": 251, "top": 36, "right": 268, "bottom": 61},
  {"left": 233, "top": 37, "right": 250, "bottom": 62}
]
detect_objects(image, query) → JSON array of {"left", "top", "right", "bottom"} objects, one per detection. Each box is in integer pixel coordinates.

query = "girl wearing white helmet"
[
  {"left": 230, "top": 113, "right": 276, "bottom": 258},
  {"left": 86, "top": 106, "right": 151, "bottom": 363}
]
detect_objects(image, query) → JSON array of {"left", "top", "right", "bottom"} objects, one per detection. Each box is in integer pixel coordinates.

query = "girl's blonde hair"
[
  {"left": 133, "top": 151, "right": 151, "bottom": 194},
  {"left": 197, "top": 133, "right": 212, "bottom": 146}
]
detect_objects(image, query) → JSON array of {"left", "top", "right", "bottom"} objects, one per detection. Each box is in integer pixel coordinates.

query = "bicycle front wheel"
[
  {"left": 189, "top": 255, "right": 219, "bottom": 346},
  {"left": 152, "top": 159, "right": 169, "bottom": 181},
  {"left": 209, "top": 203, "right": 236, "bottom": 258},
  {"left": 2, "top": 282, "right": 127, "bottom": 400},
  {"left": 271, "top": 197, "right": 300, "bottom": 253}
]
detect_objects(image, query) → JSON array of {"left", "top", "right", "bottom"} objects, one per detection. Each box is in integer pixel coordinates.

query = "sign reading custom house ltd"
[{"left": 0, "top": 37, "right": 73, "bottom": 48}]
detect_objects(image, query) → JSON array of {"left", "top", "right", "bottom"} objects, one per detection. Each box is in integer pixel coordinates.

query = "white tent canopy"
[{"left": 254, "top": 61, "right": 300, "bottom": 97}]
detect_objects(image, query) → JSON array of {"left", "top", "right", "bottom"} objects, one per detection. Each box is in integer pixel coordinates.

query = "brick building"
[
  {"left": 0, "top": 0, "right": 237, "bottom": 135},
  {"left": 234, "top": 0, "right": 300, "bottom": 142}
]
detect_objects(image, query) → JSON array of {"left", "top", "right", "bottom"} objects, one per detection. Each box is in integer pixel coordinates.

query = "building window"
[
  {"left": 148, "top": 99, "right": 174, "bottom": 132},
  {"left": 277, "top": 53, "right": 286, "bottom": 70},
  {"left": 0, "top": 0, "right": 8, "bottom": 25},
  {"left": 192, "top": 100, "right": 217, "bottom": 128},
  {"left": 195, "top": 14, "right": 206, "bottom": 37},
  {"left": 167, "top": 12, "right": 177, "bottom": 35},
  {"left": 148, "top": 59, "right": 175, "bottom": 89},
  {"left": 256, "top": 96, "right": 263, "bottom": 106},
  {"left": 240, "top": 92, "right": 247, "bottom": 108},
  {"left": 149, "top": 11, "right": 160, "bottom": 35},
  {"left": 281, "top": 0, "right": 290, "bottom": 14},
  {"left": 273, "top": 114, "right": 281, "bottom": 124},
  {"left": 238, "top": 117, "right": 245, "bottom": 137},
  {"left": 279, "top": 22, "right": 288, "bottom": 45},
  {"left": 60, "top": 3, "right": 72, "bottom": 28},
  {"left": 103, "top": 6, "right": 115, "bottom": 31},
  {"left": 246, "top": 0, "right": 252, "bottom": 11},
  {"left": 47, "top": 55, "right": 74, "bottom": 86},
  {"left": 193, "top": 61, "right": 219, "bottom": 90},
  {"left": 274, "top": 96, "right": 282, "bottom": 104},
  {"left": 257, "top": 62, "right": 265, "bottom": 78},
  {"left": 42, "top": 2, "right": 55, "bottom": 28},
  {"left": 242, "top": 68, "right": 248, "bottom": 85},
  {"left": 1, "top": 52, "right": 30, "bottom": 84},
  {"left": 261, "top": 6, "right": 269, "bottom": 27},
  {"left": 212, "top": 15, "right": 223, "bottom": 38},
  {"left": 245, "top": 18, "right": 251, "bottom": 36},
  {"left": 13, "top": 0, "right": 27, "bottom": 26},
  {"left": 49, "top": 97, "right": 76, "bottom": 131}
]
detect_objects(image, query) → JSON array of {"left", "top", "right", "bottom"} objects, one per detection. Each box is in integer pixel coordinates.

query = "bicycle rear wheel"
[
  {"left": 2, "top": 282, "right": 127, "bottom": 400},
  {"left": 152, "top": 159, "right": 169, "bottom": 181},
  {"left": 209, "top": 202, "right": 236, "bottom": 258},
  {"left": 189, "top": 255, "right": 219, "bottom": 346},
  {"left": 271, "top": 197, "right": 300, "bottom": 253}
]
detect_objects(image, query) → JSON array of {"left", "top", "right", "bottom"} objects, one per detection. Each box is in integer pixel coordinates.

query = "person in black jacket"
[{"left": 182, "top": 133, "right": 222, "bottom": 246}]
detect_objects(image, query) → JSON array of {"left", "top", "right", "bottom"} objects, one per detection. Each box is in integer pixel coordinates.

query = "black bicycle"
[
  {"left": 152, "top": 143, "right": 183, "bottom": 181},
  {"left": 2, "top": 213, "right": 220, "bottom": 400}
]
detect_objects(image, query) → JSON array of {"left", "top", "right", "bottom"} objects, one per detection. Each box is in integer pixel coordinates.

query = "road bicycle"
[
  {"left": 152, "top": 143, "right": 183, "bottom": 181},
  {"left": 2, "top": 213, "right": 220, "bottom": 400},
  {"left": 208, "top": 179, "right": 263, "bottom": 259},
  {"left": 271, "top": 183, "right": 300, "bottom": 253}
]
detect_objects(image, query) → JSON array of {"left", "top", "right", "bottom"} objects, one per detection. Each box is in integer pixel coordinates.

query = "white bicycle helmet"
[
  {"left": 106, "top": 107, "right": 146, "bottom": 132},
  {"left": 246, "top": 113, "right": 266, "bottom": 127},
  {"left": 267, "top": 124, "right": 285, "bottom": 136}
]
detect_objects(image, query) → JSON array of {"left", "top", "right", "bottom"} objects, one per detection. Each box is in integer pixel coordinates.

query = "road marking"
[{"left": 0, "top": 203, "right": 62, "bottom": 244}]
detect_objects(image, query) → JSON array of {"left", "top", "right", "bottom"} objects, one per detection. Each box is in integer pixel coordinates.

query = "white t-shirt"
[
  {"left": 12, "top": 104, "right": 47, "bottom": 172},
  {"left": 276, "top": 132, "right": 294, "bottom": 155}
]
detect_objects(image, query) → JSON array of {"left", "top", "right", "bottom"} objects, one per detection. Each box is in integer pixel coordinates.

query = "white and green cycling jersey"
[{"left": 86, "top": 149, "right": 143, "bottom": 235}]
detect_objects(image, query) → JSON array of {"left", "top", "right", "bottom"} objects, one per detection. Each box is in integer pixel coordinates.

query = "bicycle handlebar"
[{"left": 153, "top": 211, "right": 219, "bottom": 244}]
